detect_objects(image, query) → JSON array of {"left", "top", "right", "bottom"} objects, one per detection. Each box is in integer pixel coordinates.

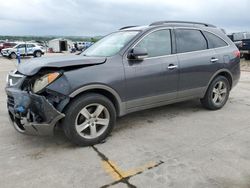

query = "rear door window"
[
  {"left": 135, "top": 29, "right": 172, "bottom": 57},
  {"left": 175, "top": 29, "right": 208, "bottom": 53},
  {"left": 27, "top": 44, "right": 35, "bottom": 48},
  {"left": 203, "top": 31, "right": 228, "bottom": 48}
]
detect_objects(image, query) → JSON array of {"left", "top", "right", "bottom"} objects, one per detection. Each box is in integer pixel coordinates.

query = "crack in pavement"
[
  {"left": 100, "top": 160, "right": 164, "bottom": 188},
  {"left": 92, "top": 145, "right": 164, "bottom": 188}
]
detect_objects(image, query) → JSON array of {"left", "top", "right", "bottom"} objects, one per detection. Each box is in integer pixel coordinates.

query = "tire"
[
  {"left": 34, "top": 51, "right": 42, "bottom": 58},
  {"left": 200, "top": 76, "right": 230, "bottom": 110},
  {"left": 62, "top": 93, "right": 116, "bottom": 146},
  {"left": 9, "top": 52, "right": 17, "bottom": 59},
  {"left": 245, "top": 54, "right": 250, "bottom": 60}
]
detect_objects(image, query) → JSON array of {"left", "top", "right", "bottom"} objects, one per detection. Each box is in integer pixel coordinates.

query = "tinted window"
[
  {"left": 175, "top": 29, "right": 207, "bottom": 53},
  {"left": 16, "top": 44, "right": 26, "bottom": 48},
  {"left": 135, "top": 30, "right": 172, "bottom": 57},
  {"left": 203, "top": 31, "right": 228, "bottom": 48},
  {"left": 27, "top": 44, "right": 35, "bottom": 48}
]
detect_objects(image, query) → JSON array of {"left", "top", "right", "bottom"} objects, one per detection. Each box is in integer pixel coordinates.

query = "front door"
[
  {"left": 16, "top": 44, "right": 26, "bottom": 55},
  {"left": 123, "top": 29, "right": 179, "bottom": 109}
]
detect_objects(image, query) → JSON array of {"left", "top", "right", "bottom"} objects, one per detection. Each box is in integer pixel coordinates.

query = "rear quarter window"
[
  {"left": 203, "top": 31, "right": 228, "bottom": 48},
  {"left": 175, "top": 29, "right": 207, "bottom": 53}
]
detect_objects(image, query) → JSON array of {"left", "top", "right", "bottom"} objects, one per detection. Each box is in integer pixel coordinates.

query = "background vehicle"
[
  {"left": 228, "top": 32, "right": 250, "bottom": 59},
  {"left": 1, "top": 42, "right": 45, "bottom": 59},
  {"left": 241, "top": 39, "right": 250, "bottom": 59},
  {"left": 75, "top": 42, "right": 94, "bottom": 51},
  {"left": 6, "top": 21, "right": 240, "bottom": 146},
  {"left": 0, "top": 42, "right": 17, "bottom": 52},
  {"left": 75, "top": 42, "right": 85, "bottom": 51}
]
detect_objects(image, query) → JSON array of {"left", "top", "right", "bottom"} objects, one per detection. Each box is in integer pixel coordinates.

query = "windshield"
[
  {"left": 13, "top": 44, "right": 22, "bottom": 49},
  {"left": 83, "top": 31, "right": 139, "bottom": 57}
]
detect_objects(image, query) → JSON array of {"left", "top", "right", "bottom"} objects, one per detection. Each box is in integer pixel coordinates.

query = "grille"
[{"left": 7, "top": 95, "right": 15, "bottom": 108}]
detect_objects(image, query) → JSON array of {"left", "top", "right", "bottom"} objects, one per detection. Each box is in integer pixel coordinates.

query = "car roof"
[
  {"left": 16, "top": 42, "right": 38, "bottom": 45},
  {"left": 119, "top": 21, "right": 218, "bottom": 32}
]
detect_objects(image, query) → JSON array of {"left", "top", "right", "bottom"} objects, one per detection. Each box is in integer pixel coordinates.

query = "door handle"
[
  {"left": 210, "top": 58, "right": 219, "bottom": 63},
  {"left": 168, "top": 64, "right": 178, "bottom": 70}
]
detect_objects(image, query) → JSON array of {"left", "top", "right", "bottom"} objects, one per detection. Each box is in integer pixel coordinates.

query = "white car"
[{"left": 1, "top": 43, "right": 45, "bottom": 59}]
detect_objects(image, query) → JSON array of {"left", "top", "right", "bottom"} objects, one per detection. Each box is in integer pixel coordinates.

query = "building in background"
[{"left": 48, "top": 38, "right": 74, "bottom": 52}]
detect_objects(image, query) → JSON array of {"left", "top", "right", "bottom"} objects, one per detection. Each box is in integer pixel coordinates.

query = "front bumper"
[
  {"left": 1, "top": 50, "right": 10, "bottom": 56},
  {"left": 6, "top": 87, "right": 65, "bottom": 136}
]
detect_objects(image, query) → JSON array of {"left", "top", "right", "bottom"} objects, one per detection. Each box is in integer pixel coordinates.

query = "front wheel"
[
  {"left": 62, "top": 93, "right": 116, "bottom": 146},
  {"left": 9, "top": 52, "right": 17, "bottom": 59},
  {"left": 201, "top": 76, "right": 230, "bottom": 110}
]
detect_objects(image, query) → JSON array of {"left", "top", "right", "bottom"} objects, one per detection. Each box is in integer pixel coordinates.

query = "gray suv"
[{"left": 6, "top": 21, "right": 240, "bottom": 146}]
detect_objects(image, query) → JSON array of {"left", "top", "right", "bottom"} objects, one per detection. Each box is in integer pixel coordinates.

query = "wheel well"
[
  {"left": 34, "top": 50, "right": 42, "bottom": 53},
  {"left": 217, "top": 71, "right": 232, "bottom": 89},
  {"left": 9, "top": 52, "right": 16, "bottom": 58},
  {"left": 70, "top": 89, "right": 120, "bottom": 115}
]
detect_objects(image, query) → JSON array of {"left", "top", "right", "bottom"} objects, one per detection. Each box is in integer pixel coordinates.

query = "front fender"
[{"left": 69, "top": 84, "right": 126, "bottom": 117}]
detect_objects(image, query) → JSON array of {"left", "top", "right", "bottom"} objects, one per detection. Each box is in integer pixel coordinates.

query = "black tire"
[
  {"left": 200, "top": 76, "right": 230, "bottom": 110},
  {"left": 245, "top": 54, "right": 250, "bottom": 60},
  {"left": 34, "top": 50, "right": 42, "bottom": 58},
  {"left": 9, "top": 52, "right": 17, "bottom": 59},
  {"left": 62, "top": 93, "right": 116, "bottom": 146}
]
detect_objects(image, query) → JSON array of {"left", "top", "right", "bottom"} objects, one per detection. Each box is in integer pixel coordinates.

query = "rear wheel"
[
  {"left": 34, "top": 51, "right": 42, "bottom": 57},
  {"left": 62, "top": 93, "right": 116, "bottom": 146},
  {"left": 201, "top": 76, "right": 230, "bottom": 110}
]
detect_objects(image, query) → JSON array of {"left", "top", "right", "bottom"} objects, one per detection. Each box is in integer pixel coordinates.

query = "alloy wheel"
[
  {"left": 36, "top": 51, "right": 41, "bottom": 57},
  {"left": 212, "top": 81, "right": 227, "bottom": 105},
  {"left": 75, "top": 103, "right": 110, "bottom": 139}
]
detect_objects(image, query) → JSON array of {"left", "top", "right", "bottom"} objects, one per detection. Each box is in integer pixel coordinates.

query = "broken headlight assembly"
[{"left": 32, "top": 72, "right": 60, "bottom": 93}]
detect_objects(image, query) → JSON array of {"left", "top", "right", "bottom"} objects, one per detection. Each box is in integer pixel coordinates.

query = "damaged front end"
[{"left": 6, "top": 70, "right": 66, "bottom": 136}]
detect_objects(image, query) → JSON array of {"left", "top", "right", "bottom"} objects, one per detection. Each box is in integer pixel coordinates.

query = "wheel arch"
[
  {"left": 68, "top": 84, "right": 125, "bottom": 117},
  {"left": 9, "top": 51, "right": 17, "bottom": 56},
  {"left": 206, "top": 69, "right": 233, "bottom": 93},
  {"left": 33, "top": 50, "right": 42, "bottom": 54}
]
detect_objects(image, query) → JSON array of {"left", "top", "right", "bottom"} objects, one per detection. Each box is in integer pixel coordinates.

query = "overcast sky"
[{"left": 0, "top": 0, "right": 249, "bottom": 36}]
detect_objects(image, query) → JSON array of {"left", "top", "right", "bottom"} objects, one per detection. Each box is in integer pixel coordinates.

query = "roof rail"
[
  {"left": 149, "top": 21, "right": 216, "bottom": 28},
  {"left": 119, "top": 26, "right": 137, "bottom": 30}
]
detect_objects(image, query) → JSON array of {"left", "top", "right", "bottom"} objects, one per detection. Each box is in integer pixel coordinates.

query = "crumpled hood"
[{"left": 17, "top": 55, "right": 106, "bottom": 76}]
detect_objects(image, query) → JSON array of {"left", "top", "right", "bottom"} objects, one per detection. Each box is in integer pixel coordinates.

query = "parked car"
[
  {"left": 228, "top": 32, "right": 250, "bottom": 59},
  {"left": 240, "top": 39, "right": 250, "bottom": 60},
  {"left": 0, "top": 42, "right": 17, "bottom": 52},
  {"left": 233, "top": 40, "right": 243, "bottom": 50},
  {"left": 75, "top": 42, "right": 85, "bottom": 51},
  {"left": 6, "top": 21, "right": 240, "bottom": 146},
  {"left": 1, "top": 42, "right": 45, "bottom": 59}
]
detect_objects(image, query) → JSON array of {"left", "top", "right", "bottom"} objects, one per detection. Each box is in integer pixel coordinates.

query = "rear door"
[
  {"left": 27, "top": 44, "right": 36, "bottom": 55},
  {"left": 123, "top": 29, "right": 179, "bottom": 109},
  {"left": 175, "top": 28, "right": 220, "bottom": 98}
]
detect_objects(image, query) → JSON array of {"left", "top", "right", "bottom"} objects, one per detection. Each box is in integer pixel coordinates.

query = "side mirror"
[{"left": 128, "top": 47, "right": 148, "bottom": 60}]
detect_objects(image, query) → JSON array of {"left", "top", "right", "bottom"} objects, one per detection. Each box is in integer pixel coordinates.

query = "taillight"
[{"left": 233, "top": 50, "right": 240, "bottom": 58}]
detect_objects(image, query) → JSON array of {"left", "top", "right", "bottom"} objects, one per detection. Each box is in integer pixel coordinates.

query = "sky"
[{"left": 0, "top": 0, "right": 249, "bottom": 36}]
